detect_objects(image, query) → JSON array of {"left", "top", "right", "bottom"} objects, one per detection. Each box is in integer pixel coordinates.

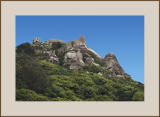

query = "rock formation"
[
  {"left": 103, "top": 53, "right": 125, "bottom": 77},
  {"left": 45, "top": 39, "right": 66, "bottom": 46},
  {"left": 48, "top": 50, "right": 59, "bottom": 64},
  {"left": 32, "top": 36, "right": 126, "bottom": 77},
  {"left": 85, "top": 57, "right": 94, "bottom": 64},
  {"left": 63, "top": 50, "right": 85, "bottom": 70}
]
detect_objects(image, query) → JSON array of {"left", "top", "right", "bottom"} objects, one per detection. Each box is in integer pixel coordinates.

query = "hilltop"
[
  {"left": 32, "top": 36, "right": 126, "bottom": 77},
  {"left": 16, "top": 36, "right": 144, "bottom": 101}
]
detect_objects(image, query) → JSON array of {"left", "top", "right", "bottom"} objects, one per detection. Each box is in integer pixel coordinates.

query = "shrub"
[
  {"left": 92, "top": 75, "right": 107, "bottom": 85},
  {"left": 16, "top": 43, "right": 34, "bottom": 55},
  {"left": 16, "top": 55, "right": 52, "bottom": 94},
  {"left": 83, "top": 65, "right": 102, "bottom": 73},
  {"left": 132, "top": 91, "right": 144, "bottom": 101},
  {"left": 94, "top": 95, "right": 112, "bottom": 101},
  {"left": 51, "top": 42, "right": 65, "bottom": 50},
  {"left": 83, "top": 87, "right": 96, "bottom": 99},
  {"left": 16, "top": 89, "right": 49, "bottom": 101},
  {"left": 116, "top": 86, "right": 135, "bottom": 101}
]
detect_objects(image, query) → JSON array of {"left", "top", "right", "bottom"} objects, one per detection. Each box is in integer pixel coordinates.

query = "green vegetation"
[
  {"left": 132, "top": 91, "right": 144, "bottom": 101},
  {"left": 16, "top": 89, "right": 49, "bottom": 101},
  {"left": 83, "top": 64, "right": 102, "bottom": 73},
  {"left": 51, "top": 42, "right": 65, "bottom": 50},
  {"left": 55, "top": 49, "right": 70, "bottom": 65},
  {"left": 16, "top": 43, "right": 144, "bottom": 101}
]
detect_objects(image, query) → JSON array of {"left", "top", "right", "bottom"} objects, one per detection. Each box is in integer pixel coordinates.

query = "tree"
[
  {"left": 116, "top": 86, "right": 135, "bottom": 101},
  {"left": 16, "top": 43, "right": 34, "bottom": 55},
  {"left": 51, "top": 42, "right": 65, "bottom": 50},
  {"left": 132, "top": 91, "right": 144, "bottom": 101},
  {"left": 83, "top": 65, "right": 102, "bottom": 73},
  {"left": 16, "top": 54, "right": 52, "bottom": 94}
]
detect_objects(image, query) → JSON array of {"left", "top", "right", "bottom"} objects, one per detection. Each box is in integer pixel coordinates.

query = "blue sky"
[{"left": 16, "top": 16, "right": 144, "bottom": 83}]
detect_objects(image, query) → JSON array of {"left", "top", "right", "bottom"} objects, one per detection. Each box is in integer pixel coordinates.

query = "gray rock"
[
  {"left": 45, "top": 39, "right": 66, "bottom": 43},
  {"left": 103, "top": 53, "right": 125, "bottom": 76},
  {"left": 48, "top": 50, "right": 56, "bottom": 57},
  {"left": 98, "top": 72, "right": 103, "bottom": 76},
  {"left": 32, "top": 37, "right": 127, "bottom": 78},
  {"left": 48, "top": 50, "right": 59, "bottom": 64},
  {"left": 64, "top": 50, "right": 85, "bottom": 70},
  {"left": 49, "top": 56, "right": 59, "bottom": 64},
  {"left": 85, "top": 57, "right": 94, "bottom": 64},
  {"left": 65, "top": 42, "right": 73, "bottom": 49},
  {"left": 44, "top": 39, "right": 66, "bottom": 46}
]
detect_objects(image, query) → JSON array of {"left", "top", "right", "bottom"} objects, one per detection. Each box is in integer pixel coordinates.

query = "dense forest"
[{"left": 16, "top": 39, "right": 144, "bottom": 101}]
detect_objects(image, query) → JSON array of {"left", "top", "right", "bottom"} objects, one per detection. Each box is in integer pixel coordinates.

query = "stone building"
[{"left": 33, "top": 37, "right": 40, "bottom": 44}]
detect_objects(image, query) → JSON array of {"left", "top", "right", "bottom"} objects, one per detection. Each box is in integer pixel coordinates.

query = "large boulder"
[
  {"left": 49, "top": 56, "right": 59, "bottom": 64},
  {"left": 64, "top": 50, "right": 85, "bottom": 70},
  {"left": 65, "top": 42, "right": 73, "bottom": 49},
  {"left": 103, "top": 53, "right": 125, "bottom": 76},
  {"left": 85, "top": 57, "right": 94, "bottom": 64},
  {"left": 48, "top": 50, "right": 59, "bottom": 64}
]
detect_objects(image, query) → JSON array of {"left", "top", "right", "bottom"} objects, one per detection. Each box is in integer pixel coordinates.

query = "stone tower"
[
  {"left": 79, "top": 36, "right": 85, "bottom": 44},
  {"left": 33, "top": 37, "right": 40, "bottom": 44}
]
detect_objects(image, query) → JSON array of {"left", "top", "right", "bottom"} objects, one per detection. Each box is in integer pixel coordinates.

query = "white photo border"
[{"left": 1, "top": 1, "right": 159, "bottom": 116}]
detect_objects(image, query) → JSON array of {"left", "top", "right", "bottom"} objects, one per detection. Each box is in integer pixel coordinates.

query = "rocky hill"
[
  {"left": 33, "top": 36, "right": 128, "bottom": 77},
  {"left": 16, "top": 36, "right": 144, "bottom": 101}
]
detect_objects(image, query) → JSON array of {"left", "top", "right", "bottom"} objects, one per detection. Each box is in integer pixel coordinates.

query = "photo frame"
[{"left": 1, "top": 0, "right": 159, "bottom": 116}]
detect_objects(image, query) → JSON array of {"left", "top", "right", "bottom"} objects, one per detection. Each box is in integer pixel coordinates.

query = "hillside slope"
[{"left": 16, "top": 37, "right": 144, "bottom": 101}]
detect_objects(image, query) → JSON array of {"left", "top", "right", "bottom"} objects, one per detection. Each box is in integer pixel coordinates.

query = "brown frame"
[{"left": 0, "top": 0, "right": 159, "bottom": 116}]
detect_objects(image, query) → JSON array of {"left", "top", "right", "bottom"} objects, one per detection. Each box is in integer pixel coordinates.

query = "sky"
[{"left": 16, "top": 16, "right": 144, "bottom": 83}]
